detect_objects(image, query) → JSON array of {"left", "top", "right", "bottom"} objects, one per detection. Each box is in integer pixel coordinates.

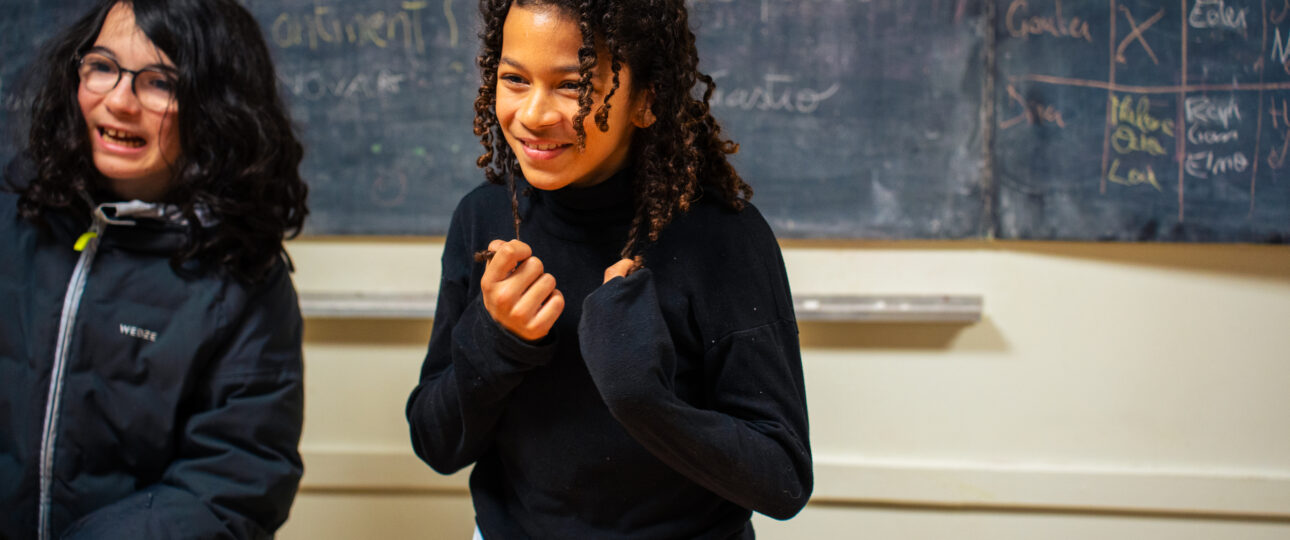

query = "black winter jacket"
[{"left": 0, "top": 192, "right": 305, "bottom": 540}]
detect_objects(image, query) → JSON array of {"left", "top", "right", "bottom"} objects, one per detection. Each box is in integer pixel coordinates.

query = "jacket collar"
[
  {"left": 93, "top": 200, "right": 216, "bottom": 228},
  {"left": 90, "top": 200, "right": 215, "bottom": 255}
]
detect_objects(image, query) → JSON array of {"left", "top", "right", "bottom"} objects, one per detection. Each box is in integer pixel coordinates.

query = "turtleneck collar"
[
  {"left": 546, "top": 167, "right": 634, "bottom": 212},
  {"left": 528, "top": 167, "right": 635, "bottom": 242}
]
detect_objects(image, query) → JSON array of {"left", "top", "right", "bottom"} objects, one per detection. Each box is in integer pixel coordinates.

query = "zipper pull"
[
  {"left": 74, "top": 209, "right": 111, "bottom": 252},
  {"left": 73, "top": 231, "right": 98, "bottom": 252}
]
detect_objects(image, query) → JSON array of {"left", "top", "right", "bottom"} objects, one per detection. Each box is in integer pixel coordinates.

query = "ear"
[{"left": 632, "top": 89, "right": 656, "bottom": 128}]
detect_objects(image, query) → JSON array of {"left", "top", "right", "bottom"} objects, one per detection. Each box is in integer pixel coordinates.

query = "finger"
[
  {"left": 495, "top": 240, "right": 533, "bottom": 273},
  {"left": 603, "top": 258, "right": 636, "bottom": 284},
  {"left": 508, "top": 255, "right": 545, "bottom": 287},
  {"left": 488, "top": 255, "right": 546, "bottom": 313},
  {"left": 482, "top": 240, "right": 532, "bottom": 284},
  {"left": 529, "top": 289, "right": 565, "bottom": 336},
  {"left": 510, "top": 272, "right": 557, "bottom": 320}
]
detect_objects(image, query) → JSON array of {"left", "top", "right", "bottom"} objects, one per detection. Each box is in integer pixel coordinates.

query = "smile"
[
  {"left": 518, "top": 138, "right": 571, "bottom": 160},
  {"left": 522, "top": 140, "right": 570, "bottom": 151},
  {"left": 100, "top": 127, "right": 146, "bottom": 148}
]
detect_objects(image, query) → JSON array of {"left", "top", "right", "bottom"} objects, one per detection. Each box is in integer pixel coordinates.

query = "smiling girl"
[
  {"left": 1, "top": 0, "right": 308, "bottom": 538},
  {"left": 406, "top": 1, "right": 813, "bottom": 537}
]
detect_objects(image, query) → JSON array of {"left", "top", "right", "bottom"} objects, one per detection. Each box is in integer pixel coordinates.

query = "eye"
[
  {"left": 84, "top": 57, "right": 116, "bottom": 73},
  {"left": 142, "top": 72, "right": 177, "bottom": 93},
  {"left": 499, "top": 74, "right": 527, "bottom": 85},
  {"left": 558, "top": 81, "right": 582, "bottom": 91}
]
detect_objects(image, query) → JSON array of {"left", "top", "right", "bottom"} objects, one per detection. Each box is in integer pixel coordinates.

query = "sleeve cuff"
[{"left": 460, "top": 295, "right": 558, "bottom": 369}]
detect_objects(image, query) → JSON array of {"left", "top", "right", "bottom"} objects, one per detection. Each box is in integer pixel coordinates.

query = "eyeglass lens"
[{"left": 78, "top": 53, "right": 176, "bottom": 112}]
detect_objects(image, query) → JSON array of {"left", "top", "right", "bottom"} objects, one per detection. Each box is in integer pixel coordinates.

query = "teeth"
[
  {"left": 104, "top": 128, "right": 137, "bottom": 139},
  {"left": 101, "top": 128, "right": 144, "bottom": 148},
  {"left": 526, "top": 141, "right": 564, "bottom": 151}
]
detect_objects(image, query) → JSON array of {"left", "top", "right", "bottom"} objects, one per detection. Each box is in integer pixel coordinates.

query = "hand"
[
  {"left": 480, "top": 239, "right": 565, "bottom": 341},
  {"left": 602, "top": 258, "right": 637, "bottom": 284}
]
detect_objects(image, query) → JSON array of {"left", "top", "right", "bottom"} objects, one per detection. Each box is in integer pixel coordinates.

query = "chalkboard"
[
  {"left": 251, "top": 0, "right": 989, "bottom": 238},
  {"left": 0, "top": 0, "right": 989, "bottom": 239},
  {"left": 995, "top": 0, "right": 1290, "bottom": 241},
  {"left": 2, "top": 0, "right": 1287, "bottom": 242},
  {"left": 687, "top": 0, "right": 987, "bottom": 239},
  {"left": 225, "top": 1, "right": 472, "bottom": 234}
]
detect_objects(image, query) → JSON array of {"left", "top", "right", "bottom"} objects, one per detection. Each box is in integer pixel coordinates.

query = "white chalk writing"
[{"left": 708, "top": 71, "right": 839, "bottom": 114}]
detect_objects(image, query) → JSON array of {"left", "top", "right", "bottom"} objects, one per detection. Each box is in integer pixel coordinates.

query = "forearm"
[
  {"left": 580, "top": 271, "right": 813, "bottom": 519},
  {"left": 63, "top": 372, "right": 304, "bottom": 540},
  {"left": 408, "top": 296, "right": 556, "bottom": 473},
  {"left": 587, "top": 329, "right": 812, "bottom": 519},
  {"left": 60, "top": 484, "right": 241, "bottom": 540}
]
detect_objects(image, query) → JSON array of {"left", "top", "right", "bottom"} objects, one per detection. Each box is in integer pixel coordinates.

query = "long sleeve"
[
  {"left": 579, "top": 268, "right": 813, "bottom": 520},
  {"left": 60, "top": 263, "right": 305, "bottom": 540},
  {"left": 406, "top": 206, "right": 557, "bottom": 474}
]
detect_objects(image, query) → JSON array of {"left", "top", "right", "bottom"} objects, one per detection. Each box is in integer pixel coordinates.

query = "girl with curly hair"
[
  {"left": 1, "top": 0, "right": 308, "bottom": 537},
  {"left": 407, "top": 0, "right": 812, "bottom": 537}
]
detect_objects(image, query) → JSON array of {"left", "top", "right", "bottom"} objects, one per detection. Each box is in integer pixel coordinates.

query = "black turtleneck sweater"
[{"left": 406, "top": 170, "right": 812, "bottom": 539}]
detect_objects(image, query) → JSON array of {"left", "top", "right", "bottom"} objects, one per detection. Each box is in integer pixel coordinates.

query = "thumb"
[{"left": 602, "top": 258, "right": 636, "bottom": 284}]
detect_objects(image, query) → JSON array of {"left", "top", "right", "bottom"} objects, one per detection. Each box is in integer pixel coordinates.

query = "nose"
[
  {"left": 102, "top": 73, "right": 142, "bottom": 115},
  {"left": 517, "top": 88, "right": 561, "bottom": 130}
]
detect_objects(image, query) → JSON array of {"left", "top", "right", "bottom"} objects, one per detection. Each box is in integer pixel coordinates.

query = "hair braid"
[
  {"left": 595, "top": 4, "right": 621, "bottom": 132},
  {"left": 473, "top": 0, "right": 522, "bottom": 261},
  {"left": 571, "top": 0, "right": 597, "bottom": 150},
  {"left": 474, "top": 0, "right": 752, "bottom": 268}
]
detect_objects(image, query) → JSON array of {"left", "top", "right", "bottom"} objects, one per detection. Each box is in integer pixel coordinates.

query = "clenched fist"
[{"left": 480, "top": 239, "right": 565, "bottom": 341}]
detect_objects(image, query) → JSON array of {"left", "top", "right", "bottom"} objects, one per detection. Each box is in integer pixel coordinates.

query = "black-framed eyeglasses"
[{"left": 77, "top": 52, "right": 177, "bottom": 113}]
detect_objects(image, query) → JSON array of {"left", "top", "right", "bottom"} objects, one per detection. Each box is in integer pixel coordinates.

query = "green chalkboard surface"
[
  {"left": 995, "top": 0, "right": 1290, "bottom": 241},
  {"left": 0, "top": 0, "right": 989, "bottom": 239},
  {"left": 251, "top": 0, "right": 989, "bottom": 238},
  {"left": 2, "top": 0, "right": 1287, "bottom": 242}
]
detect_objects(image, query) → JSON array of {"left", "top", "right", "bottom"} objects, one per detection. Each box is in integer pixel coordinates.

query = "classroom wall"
[{"left": 277, "top": 238, "right": 1290, "bottom": 539}]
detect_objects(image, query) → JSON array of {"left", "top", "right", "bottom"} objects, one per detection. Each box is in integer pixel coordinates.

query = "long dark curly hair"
[
  {"left": 473, "top": 0, "right": 750, "bottom": 264},
  {"left": 14, "top": 0, "right": 307, "bottom": 283}
]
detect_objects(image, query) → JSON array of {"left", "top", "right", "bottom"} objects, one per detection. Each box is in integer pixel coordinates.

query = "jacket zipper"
[{"left": 37, "top": 215, "right": 106, "bottom": 540}]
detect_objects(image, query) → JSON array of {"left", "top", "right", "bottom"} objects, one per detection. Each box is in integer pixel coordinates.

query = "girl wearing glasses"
[{"left": 1, "top": 0, "right": 308, "bottom": 538}]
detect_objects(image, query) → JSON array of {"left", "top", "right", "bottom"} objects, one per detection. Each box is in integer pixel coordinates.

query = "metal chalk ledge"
[{"left": 299, "top": 292, "right": 983, "bottom": 323}]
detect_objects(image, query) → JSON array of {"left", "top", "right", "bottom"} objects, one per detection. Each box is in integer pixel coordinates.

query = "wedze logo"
[{"left": 119, "top": 324, "right": 158, "bottom": 342}]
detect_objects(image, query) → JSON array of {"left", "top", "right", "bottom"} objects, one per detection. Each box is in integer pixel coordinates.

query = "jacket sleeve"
[
  {"left": 406, "top": 210, "right": 557, "bottom": 474},
  {"left": 62, "top": 263, "right": 305, "bottom": 540},
  {"left": 578, "top": 268, "right": 813, "bottom": 520}
]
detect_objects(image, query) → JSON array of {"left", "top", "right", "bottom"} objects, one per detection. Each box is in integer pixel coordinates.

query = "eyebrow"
[
  {"left": 86, "top": 46, "right": 177, "bottom": 73},
  {"left": 499, "top": 56, "right": 581, "bottom": 75}
]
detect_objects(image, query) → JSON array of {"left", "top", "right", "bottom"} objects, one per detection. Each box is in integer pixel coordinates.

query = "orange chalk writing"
[{"left": 1006, "top": 0, "right": 1093, "bottom": 43}]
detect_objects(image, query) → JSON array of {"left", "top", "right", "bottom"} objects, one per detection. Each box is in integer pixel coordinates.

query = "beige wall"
[{"left": 278, "top": 238, "right": 1290, "bottom": 539}]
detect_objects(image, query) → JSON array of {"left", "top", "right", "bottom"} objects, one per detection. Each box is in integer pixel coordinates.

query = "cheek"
[
  {"left": 494, "top": 94, "right": 518, "bottom": 126},
  {"left": 155, "top": 112, "right": 182, "bottom": 163},
  {"left": 589, "top": 107, "right": 635, "bottom": 144},
  {"left": 77, "top": 86, "right": 97, "bottom": 126},
  {"left": 588, "top": 88, "right": 636, "bottom": 134}
]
